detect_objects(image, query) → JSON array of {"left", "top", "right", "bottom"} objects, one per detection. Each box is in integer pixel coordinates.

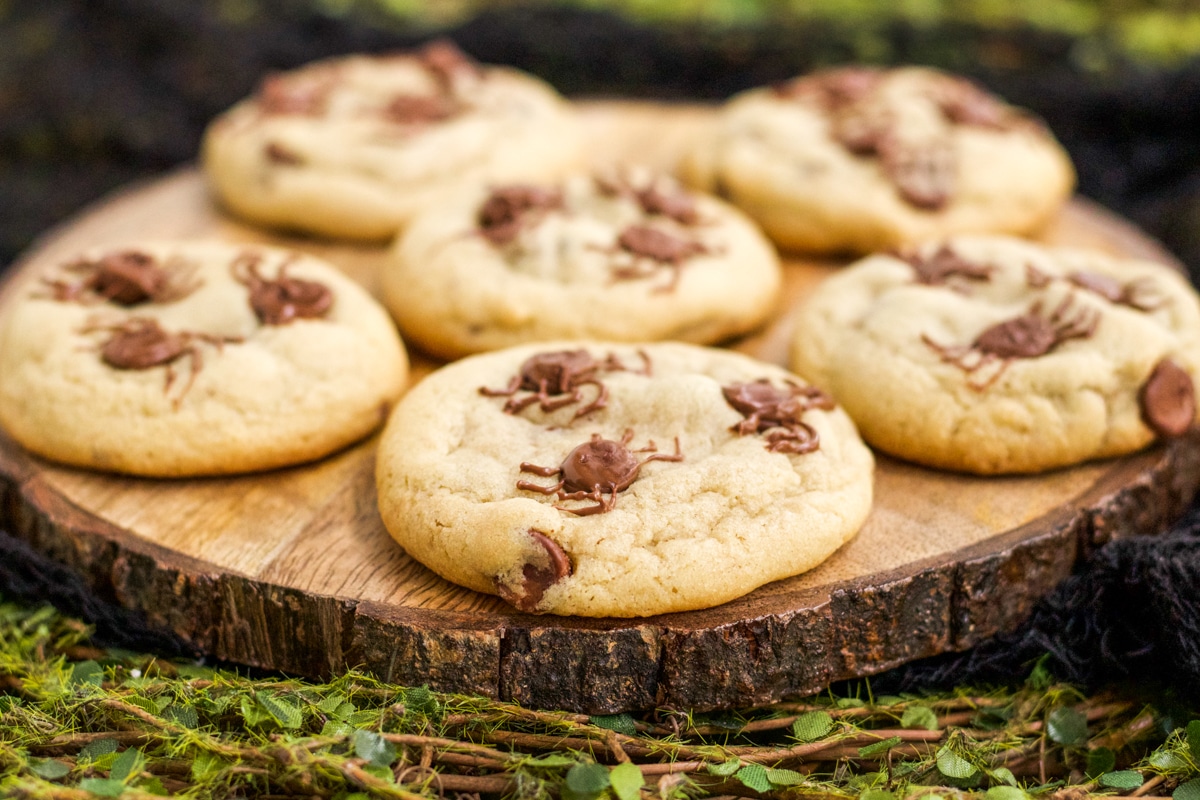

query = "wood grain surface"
[{"left": 2, "top": 102, "right": 1198, "bottom": 713}]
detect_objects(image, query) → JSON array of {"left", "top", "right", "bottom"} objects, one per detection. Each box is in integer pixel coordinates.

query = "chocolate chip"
[
  {"left": 233, "top": 255, "right": 333, "bottom": 325},
  {"left": 477, "top": 185, "right": 563, "bottom": 245},
  {"left": 384, "top": 93, "right": 460, "bottom": 125},
  {"left": 99, "top": 318, "right": 187, "bottom": 370},
  {"left": 1140, "top": 358, "right": 1195, "bottom": 438},
  {"left": 496, "top": 530, "right": 572, "bottom": 613},
  {"left": 880, "top": 138, "right": 956, "bottom": 210},
  {"left": 264, "top": 142, "right": 304, "bottom": 165}
]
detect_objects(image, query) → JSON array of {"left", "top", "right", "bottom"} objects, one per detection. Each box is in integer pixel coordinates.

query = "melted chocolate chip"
[
  {"left": 233, "top": 255, "right": 333, "bottom": 325},
  {"left": 415, "top": 38, "right": 481, "bottom": 88},
  {"left": 617, "top": 225, "right": 706, "bottom": 264},
  {"left": 99, "top": 318, "right": 187, "bottom": 370},
  {"left": 776, "top": 67, "right": 884, "bottom": 110},
  {"left": 477, "top": 185, "right": 563, "bottom": 245},
  {"left": 1140, "top": 358, "right": 1196, "bottom": 438},
  {"left": 264, "top": 142, "right": 305, "bottom": 165},
  {"left": 723, "top": 380, "right": 834, "bottom": 454},
  {"left": 634, "top": 184, "right": 699, "bottom": 225},
  {"left": 480, "top": 349, "right": 648, "bottom": 420},
  {"left": 899, "top": 245, "right": 994, "bottom": 287},
  {"left": 880, "top": 138, "right": 956, "bottom": 210},
  {"left": 496, "top": 530, "right": 572, "bottom": 613},
  {"left": 933, "top": 78, "right": 1012, "bottom": 129},
  {"left": 384, "top": 93, "right": 460, "bottom": 125},
  {"left": 257, "top": 73, "right": 328, "bottom": 116},
  {"left": 48, "top": 251, "right": 198, "bottom": 307}
]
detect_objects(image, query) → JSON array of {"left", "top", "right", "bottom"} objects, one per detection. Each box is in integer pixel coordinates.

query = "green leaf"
[
  {"left": 191, "top": 752, "right": 224, "bottom": 782},
  {"left": 138, "top": 776, "right": 168, "bottom": 796},
  {"left": 1151, "top": 750, "right": 1190, "bottom": 771},
  {"left": 706, "top": 759, "right": 741, "bottom": 776},
  {"left": 321, "top": 720, "right": 355, "bottom": 738},
  {"left": 71, "top": 660, "right": 105, "bottom": 688},
  {"left": 1047, "top": 707, "right": 1088, "bottom": 746},
  {"left": 335, "top": 702, "right": 357, "bottom": 719},
  {"left": 1027, "top": 654, "right": 1053, "bottom": 690},
  {"left": 1188, "top": 721, "right": 1200, "bottom": 763},
  {"left": 124, "top": 695, "right": 159, "bottom": 715},
  {"left": 861, "top": 791, "right": 895, "bottom": 800},
  {"left": 345, "top": 709, "right": 380, "bottom": 727},
  {"left": 590, "top": 713, "right": 637, "bottom": 736},
  {"left": 985, "top": 787, "right": 1028, "bottom": 800},
  {"left": 609, "top": 762, "right": 644, "bottom": 800},
  {"left": 353, "top": 729, "right": 397, "bottom": 769},
  {"left": 876, "top": 695, "right": 904, "bottom": 706},
  {"left": 859, "top": 735, "right": 902, "bottom": 758},
  {"left": 991, "top": 767, "right": 1018, "bottom": 786},
  {"left": 240, "top": 696, "right": 273, "bottom": 728},
  {"left": 525, "top": 753, "right": 578, "bottom": 768},
  {"left": 736, "top": 764, "right": 772, "bottom": 794},
  {"left": 175, "top": 664, "right": 215, "bottom": 680},
  {"left": 317, "top": 693, "right": 347, "bottom": 715},
  {"left": 79, "top": 777, "right": 126, "bottom": 797},
  {"left": 79, "top": 738, "right": 120, "bottom": 762},
  {"left": 255, "top": 691, "right": 303, "bottom": 729},
  {"left": 936, "top": 746, "right": 978, "bottom": 779},
  {"left": 1086, "top": 747, "right": 1116, "bottom": 777},
  {"left": 901, "top": 705, "right": 939, "bottom": 731},
  {"left": 564, "top": 763, "right": 610, "bottom": 800},
  {"left": 1175, "top": 778, "right": 1200, "bottom": 800},
  {"left": 837, "top": 697, "right": 866, "bottom": 708},
  {"left": 163, "top": 704, "right": 199, "bottom": 729},
  {"left": 109, "top": 747, "right": 145, "bottom": 783},
  {"left": 792, "top": 711, "right": 834, "bottom": 742},
  {"left": 1099, "top": 770, "right": 1145, "bottom": 790},
  {"left": 404, "top": 686, "right": 439, "bottom": 716},
  {"left": 29, "top": 758, "right": 71, "bottom": 780},
  {"left": 362, "top": 763, "right": 396, "bottom": 783},
  {"left": 764, "top": 767, "right": 803, "bottom": 786}
]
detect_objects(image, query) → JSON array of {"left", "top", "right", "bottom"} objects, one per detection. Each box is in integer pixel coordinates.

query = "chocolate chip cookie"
[
  {"left": 681, "top": 66, "right": 1075, "bottom": 254},
  {"left": 789, "top": 235, "right": 1200, "bottom": 473},
  {"left": 0, "top": 242, "right": 408, "bottom": 476},
  {"left": 375, "top": 341, "right": 873, "bottom": 616},
  {"left": 383, "top": 167, "right": 781, "bottom": 359},
  {"left": 202, "top": 41, "right": 583, "bottom": 240}
]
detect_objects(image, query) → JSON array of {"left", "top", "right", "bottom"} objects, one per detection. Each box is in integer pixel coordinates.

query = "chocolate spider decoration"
[
  {"left": 476, "top": 185, "right": 564, "bottom": 246},
  {"left": 723, "top": 379, "right": 836, "bottom": 454},
  {"left": 383, "top": 40, "right": 480, "bottom": 125},
  {"left": 594, "top": 171, "right": 700, "bottom": 226},
  {"left": 922, "top": 293, "right": 1100, "bottom": 391},
  {"left": 495, "top": 530, "right": 573, "bottom": 613},
  {"left": 517, "top": 429, "right": 683, "bottom": 516},
  {"left": 42, "top": 250, "right": 200, "bottom": 306},
  {"left": 232, "top": 254, "right": 333, "bottom": 325},
  {"left": 479, "top": 349, "right": 650, "bottom": 421},
  {"left": 1068, "top": 271, "right": 1165, "bottom": 312},
  {"left": 86, "top": 317, "right": 241, "bottom": 406},
  {"left": 607, "top": 224, "right": 713, "bottom": 292},
  {"left": 773, "top": 67, "right": 884, "bottom": 110},
  {"left": 896, "top": 244, "right": 995, "bottom": 289}
]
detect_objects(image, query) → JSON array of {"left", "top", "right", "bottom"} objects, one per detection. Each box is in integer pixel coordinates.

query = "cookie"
[
  {"left": 383, "top": 167, "right": 782, "bottom": 359},
  {"left": 375, "top": 341, "right": 873, "bottom": 617},
  {"left": 0, "top": 242, "right": 408, "bottom": 476},
  {"left": 789, "top": 235, "right": 1200, "bottom": 474},
  {"left": 681, "top": 66, "right": 1075, "bottom": 254},
  {"left": 202, "top": 40, "right": 583, "bottom": 240}
]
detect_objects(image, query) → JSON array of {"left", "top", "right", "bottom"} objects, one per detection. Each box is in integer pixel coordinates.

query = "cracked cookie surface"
[
  {"left": 376, "top": 341, "right": 873, "bottom": 617},
  {"left": 383, "top": 169, "right": 781, "bottom": 359},
  {"left": 789, "top": 235, "right": 1200, "bottom": 474},
  {"left": 202, "top": 43, "right": 583, "bottom": 240},
  {"left": 680, "top": 66, "right": 1075, "bottom": 254},
  {"left": 0, "top": 242, "right": 408, "bottom": 476}
]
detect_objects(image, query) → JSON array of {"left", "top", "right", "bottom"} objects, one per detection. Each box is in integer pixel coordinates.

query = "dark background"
[{"left": 2, "top": 0, "right": 1200, "bottom": 283}]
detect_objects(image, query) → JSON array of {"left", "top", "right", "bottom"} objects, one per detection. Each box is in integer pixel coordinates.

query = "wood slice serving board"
[{"left": 3, "top": 102, "right": 1199, "bottom": 713}]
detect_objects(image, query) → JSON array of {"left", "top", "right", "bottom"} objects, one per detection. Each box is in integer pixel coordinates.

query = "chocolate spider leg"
[
  {"left": 571, "top": 380, "right": 608, "bottom": 420},
  {"left": 518, "top": 461, "right": 562, "bottom": 478},
  {"left": 503, "top": 392, "right": 546, "bottom": 414},
  {"left": 539, "top": 388, "right": 584, "bottom": 413},
  {"left": 516, "top": 477, "right": 566, "bottom": 495},
  {"left": 479, "top": 375, "right": 522, "bottom": 398},
  {"left": 969, "top": 355, "right": 1011, "bottom": 392}
]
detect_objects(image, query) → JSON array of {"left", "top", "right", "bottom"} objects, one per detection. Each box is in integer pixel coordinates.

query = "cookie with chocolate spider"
[
  {"left": 681, "top": 66, "right": 1075, "bottom": 254},
  {"left": 0, "top": 242, "right": 407, "bottom": 476},
  {"left": 383, "top": 167, "right": 781, "bottom": 359},
  {"left": 201, "top": 40, "right": 583, "bottom": 240},
  {"left": 789, "top": 235, "right": 1200, "bottom": 474},
  {"left": 376, "top": 341, "right": 873, "bottom": 616}
]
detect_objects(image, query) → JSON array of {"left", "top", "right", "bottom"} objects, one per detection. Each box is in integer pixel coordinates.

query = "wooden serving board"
[{"left": 3, "top": 102, "right": 1198, "bottom": 713}]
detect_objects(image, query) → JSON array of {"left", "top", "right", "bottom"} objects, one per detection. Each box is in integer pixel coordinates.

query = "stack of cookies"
[{"left": 2, "top": 43, "right": 1196, "bottom": 619}]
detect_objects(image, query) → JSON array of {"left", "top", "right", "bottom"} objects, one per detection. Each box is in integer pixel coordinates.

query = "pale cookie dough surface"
[
  {"left": 681, "top": 66, "right": 1075, "bottom": 254},
  {"left": 384, "top": 169, "right": 781, "bottom": 359},
  {"left": 0, "top": 242, "right": 408, "bottom": 476},
  {"left": 790, "top": 235, "right": 1200, "bottom": 474},
  {"left": 376, "top": 341, "right": 874, "bottom": 617},
  {"left": 202, "top": 45, "right": 583, "bottom": 240}
]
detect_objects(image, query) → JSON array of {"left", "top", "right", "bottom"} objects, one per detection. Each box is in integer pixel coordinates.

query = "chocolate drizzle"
[
  {"left": 477, "top": 185, "right": 564, "bottom": 246},
  {"left": 480, "top": 349, "right": 650, "bottom": 421},
  {"left": 723, "top": 379, "right": 835, "bottom": 454},
  {"left": 898, "top": 244, "right": 994, "bottom": 288},
  {"left": 1140, "top": 358, "right": 1196, "bottom": 438},
  {"left": 517, "top": 429, "right": 683, "bottom": 516},
  {"left": 232, "top": 254, "right": 333, "bottom": 325},
  {"left": 1069, "top": 271, "right": 1164, "bottom": 312},
  {"left": 382, "top": 40, "right": 480, "bottom": 126},
  {"left": 923, "top": 294, "right": 1100, "bottom": 390},
  {"left": 495, "top": 530, "right": 572, "bottom": 613},
  {"left": 87, "top": 317, "right": 241, "bottom": 405},
  {"left": 43, "top": 250, "right": 200, "bottom": 306},
  {"left": 610, "top": 224, "right": 711, "bottom": 292},
  {"left": 594, "top": 171, "right": 700, "bottom": 226}
]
